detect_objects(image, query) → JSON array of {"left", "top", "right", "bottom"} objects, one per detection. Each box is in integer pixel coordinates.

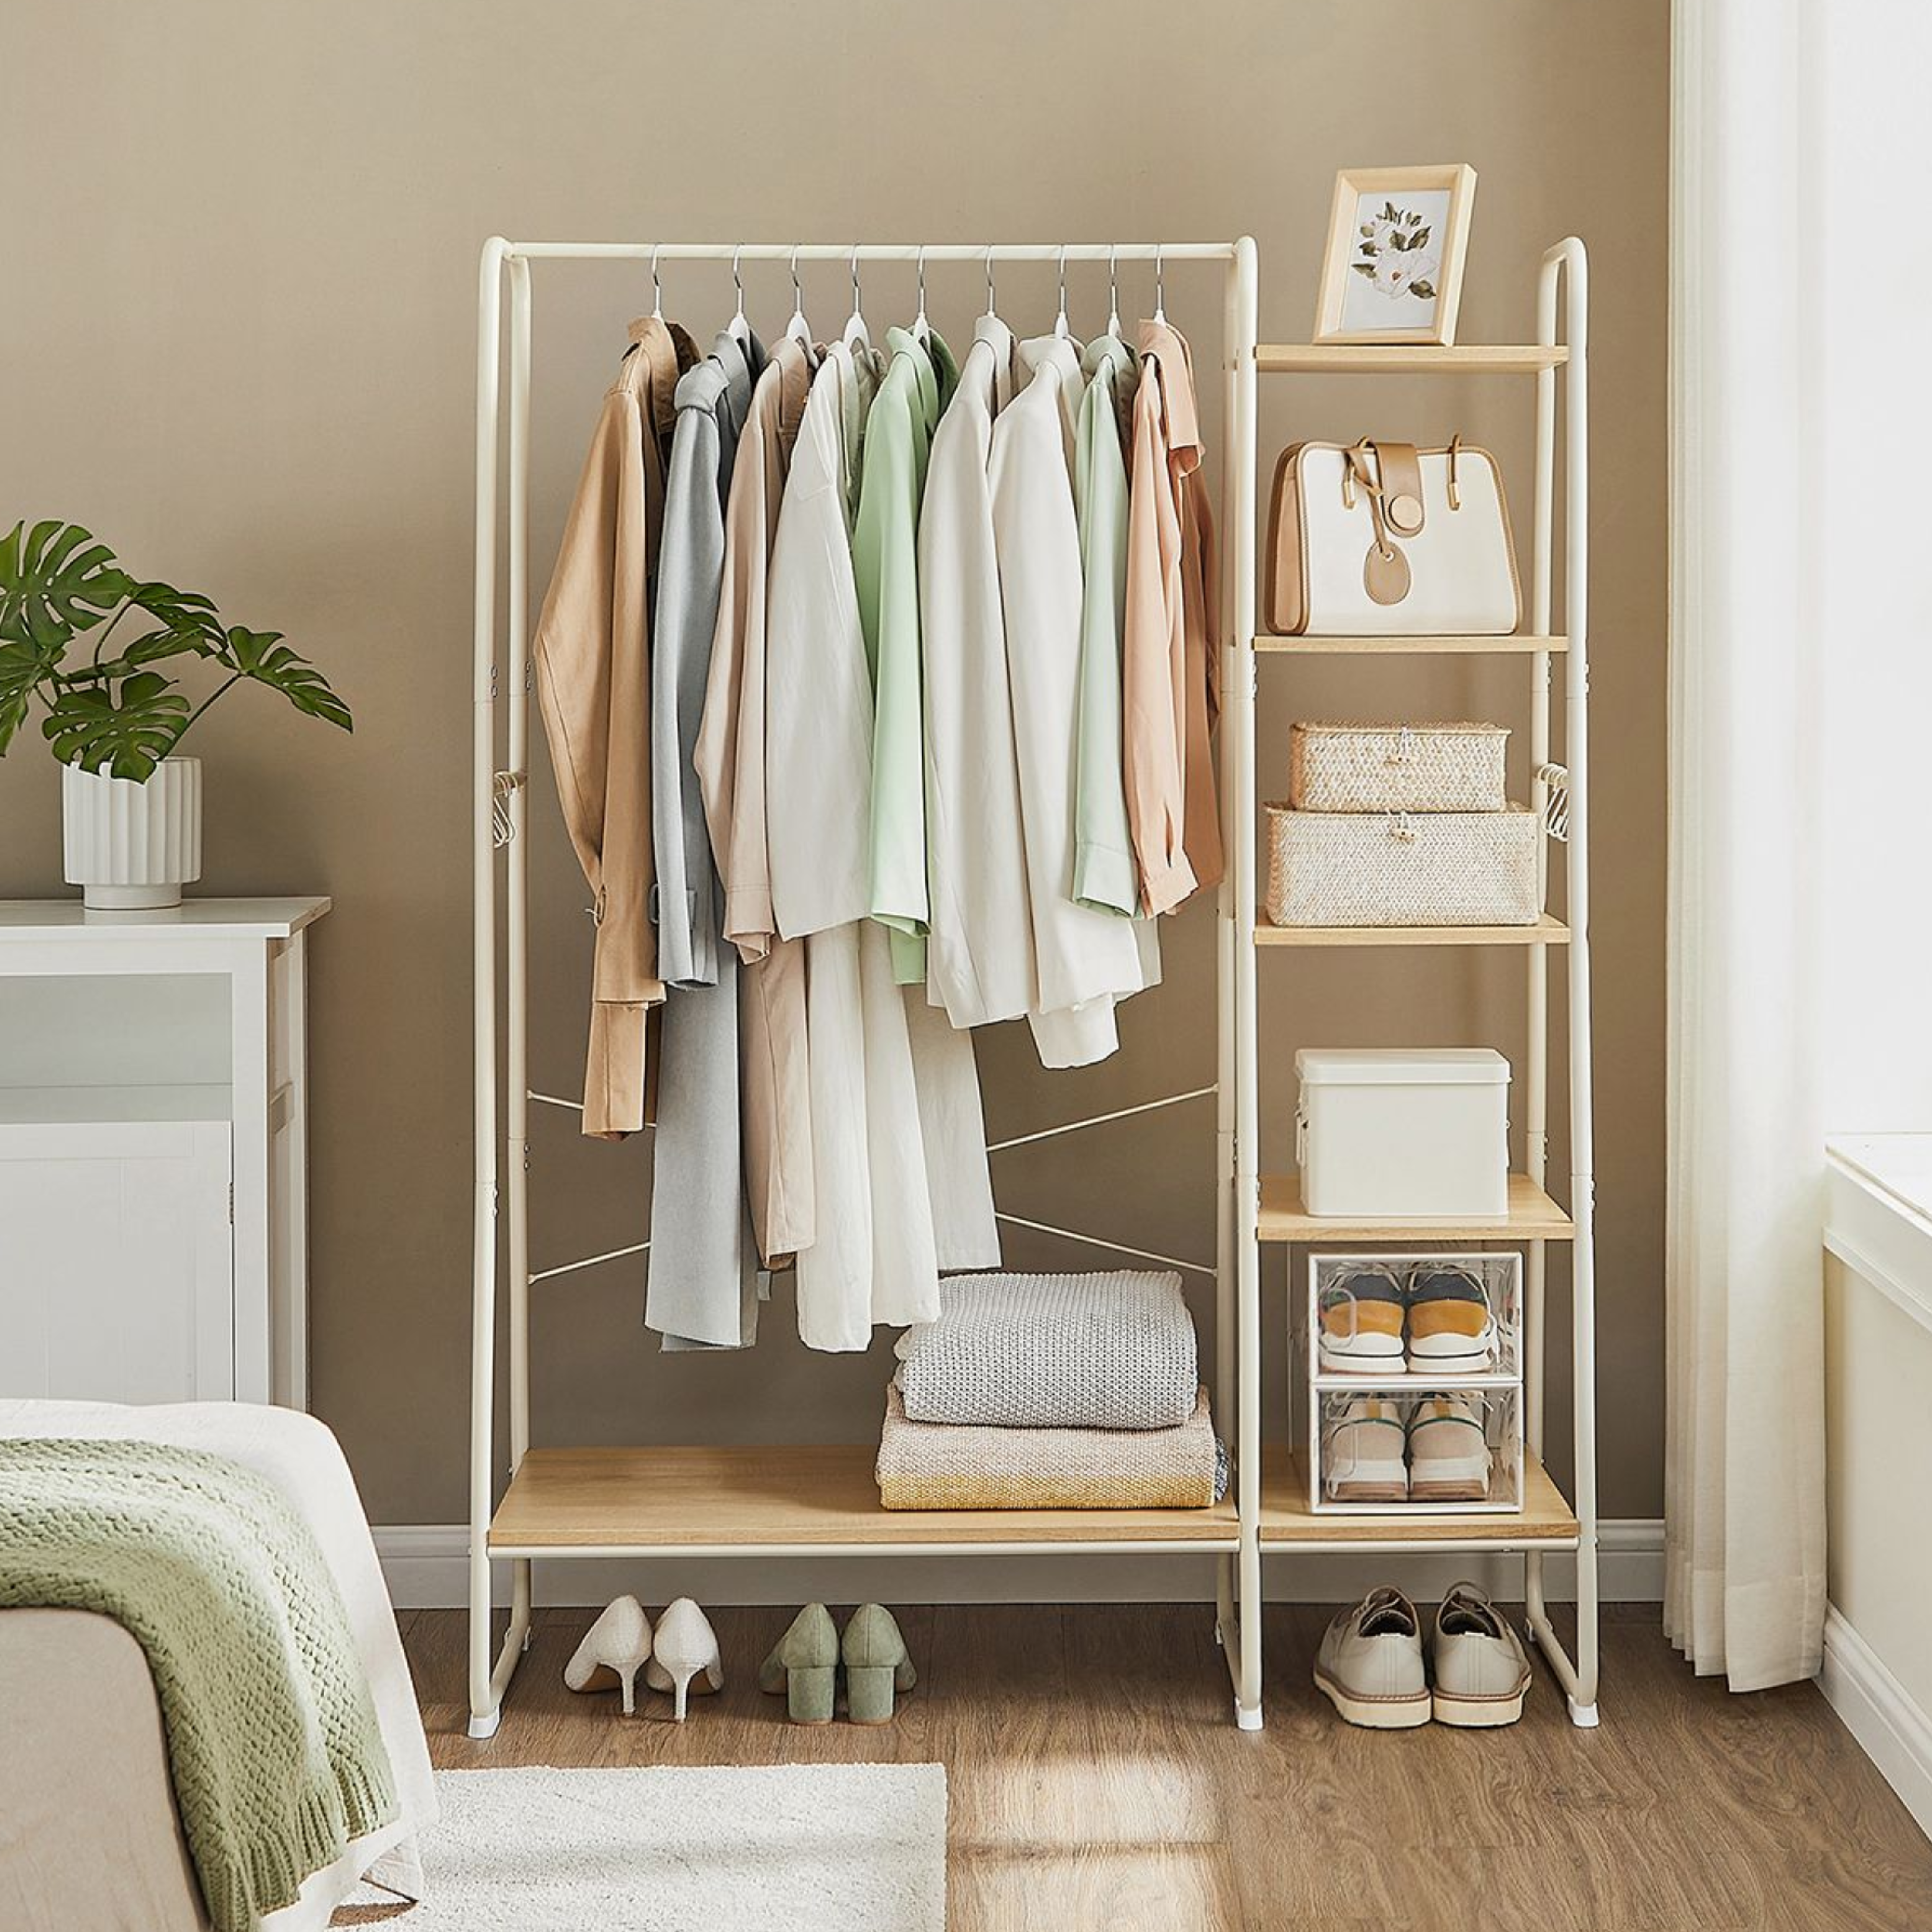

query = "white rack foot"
[
  {"left": 1567, "top": 1698, "right": 1600, "bottom": 1729},
  {"left": 467, "top": 1706, "right": 502, "bottom": 1741},
  {"left": 1235, "top": 1699, "right": 1264, "bottom": 1732}
]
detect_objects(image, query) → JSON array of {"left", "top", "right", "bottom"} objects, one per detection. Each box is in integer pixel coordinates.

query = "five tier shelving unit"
[{"left": 467, "top": 234, "right": 1598, "bottom": 1738}]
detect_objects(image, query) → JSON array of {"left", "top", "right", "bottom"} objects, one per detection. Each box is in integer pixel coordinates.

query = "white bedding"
[{"left": 0, "top": 1399, "right": 437, "bottom": 1932}]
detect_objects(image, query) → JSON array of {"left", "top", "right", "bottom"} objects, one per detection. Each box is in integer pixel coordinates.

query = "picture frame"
[{"left": 1313, "top": 164, "right": 1478, "bottom": 346}]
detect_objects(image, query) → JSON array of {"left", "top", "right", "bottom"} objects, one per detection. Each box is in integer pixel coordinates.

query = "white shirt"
[
  {"left": 917, "top": 313, "right": 1039, "bottom": 1029},
  {"left": 990, "top": 336, "right": 1151, "bottom": 1067}
]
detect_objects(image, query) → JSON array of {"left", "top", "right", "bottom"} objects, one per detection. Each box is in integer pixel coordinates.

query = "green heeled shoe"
[
  {"left": 841, "top": 1603, "right": 916, "bottom": 1725},
  {"left": 759, "top": 1603, "right": 839, "bottom": 1725}
]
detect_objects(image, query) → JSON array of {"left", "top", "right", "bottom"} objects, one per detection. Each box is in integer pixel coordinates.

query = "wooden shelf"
[
  {"left": 489, "top": 1445, "right": 1240, "bottom": 1553},
  {"left": 1256, "top": 343, "right": 1567, "bottom": 375},
  {"left": 1258, "top": 1173, "right": 1575, "bottom": 1245},
  {"left": 1255, "top": 633, "right": 1567, "bottom": 656},
  {"left": 1259, "top": 1444, "right": 1579, "bottom": 1546},
  {"left": 1257, "top": 914, "right": 1569, "bottom": 949}
]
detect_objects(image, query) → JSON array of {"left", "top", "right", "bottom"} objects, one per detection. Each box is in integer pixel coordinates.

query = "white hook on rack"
[
  {"left": 1106, "top": 242, "right": 1122, "bottom": 339},
  {"left": 728, "top": 243, "right": 750, "bottom": 344},
  {"left": 650, "top": 243, "right": 664, "bottom": 321},
  {"left": 913, "top": 242, "right": 930, "bottom": 344},
  {"left": 843, "top": 242, "right": 870, "bottom": 350},
  {"left": 985, "top": 244, "right": 997, "bottom": 317},
  {"left": 1154, "top": 242, "right": 1166, "bottom": 325},
  {"left": 1055, "top": 242, "right": 1071, "bottom": 340},
  {"left": 785, "top": 242, "right": 817, "bottom": 361}
]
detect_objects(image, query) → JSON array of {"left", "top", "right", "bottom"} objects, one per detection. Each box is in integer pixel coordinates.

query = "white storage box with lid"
[{"left": 1294, "top": 1048, "right": 1509, "bottom": 1218}]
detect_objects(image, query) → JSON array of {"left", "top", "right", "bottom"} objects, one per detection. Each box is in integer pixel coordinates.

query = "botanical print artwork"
[{"left": 1339, "top": 187, "right": 1450, "bottom": 333}]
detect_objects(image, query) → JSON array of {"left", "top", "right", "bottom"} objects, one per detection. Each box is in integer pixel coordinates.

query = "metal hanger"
[
  {"left": 726, "top": 243, "right": 751, "bottom": 345},
  {"left": 651, "top": 243, "right": 664, "bottom": 322},
  {"left": 1154, "top": 242, "right": 1166, "bottom": 326},
  {"left": 784, "top": 243, "right": 818, "bottom": 365},
  {"left": 1106, "top": 243, "right": 1122, "bottom": 340},
  {"left": 984, "top": 245, "right": 998, "bottom": 318},
  {"left": 842, "top": 243, "right": 871, "bottom": 349},
  {"left": 1054, "top": 242, "right": 1071, "bottom": 341},
  {"left": 912, "top": 243, "right": 930, "bottom": 346}
]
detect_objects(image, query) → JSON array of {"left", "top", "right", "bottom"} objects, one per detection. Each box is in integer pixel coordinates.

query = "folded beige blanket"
[{"left": 876, "top": 1385, "right": 1222, "bottom": 1510}]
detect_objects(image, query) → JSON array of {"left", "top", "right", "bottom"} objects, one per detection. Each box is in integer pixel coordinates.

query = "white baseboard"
[
  {"left": 375, "top": 1518, "right": 1664, "bottom": 1611},
  {"left": 1820, "top": 1606, "right": 1932, "bottom": 1841}
]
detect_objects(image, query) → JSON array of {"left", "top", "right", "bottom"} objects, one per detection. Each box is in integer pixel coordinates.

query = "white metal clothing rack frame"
[{"left": 468, "top": 233, "right": 1598, "bottom": 1739}]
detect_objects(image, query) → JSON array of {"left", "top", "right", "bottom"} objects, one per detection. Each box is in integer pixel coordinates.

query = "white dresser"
[{"left": 0, "top": 897, "right": 329, "bottom": 1408}]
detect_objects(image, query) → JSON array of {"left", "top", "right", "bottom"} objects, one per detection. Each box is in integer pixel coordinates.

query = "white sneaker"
[
  {"left": 1428, "top": 1582, "right": 1532, "bottom": 1726},
  {"left": 1406, "top": 1395, "right": 1492, "bottom": 1502},
  {"left": 1322, "top": 1396, "right": 1409, "bottom": 1502},
  {"left": 1316, "top": 1265, "right": 1408, "bottom": 1373},
  {"left": 1314, "top": 1586, "right": 1430, "bottom": 1728}
]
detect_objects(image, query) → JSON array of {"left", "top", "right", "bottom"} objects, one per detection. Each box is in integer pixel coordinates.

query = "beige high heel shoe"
[
  {"left": 644, "top": 1597, "right": 724, "bottom": 1720},
  {"left": 563, "top": 1595, "right": 654, "bottom": 1715}
]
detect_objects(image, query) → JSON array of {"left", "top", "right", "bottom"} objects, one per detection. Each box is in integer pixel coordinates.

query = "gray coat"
[{"left": 647, "top": 328, "right": 766, "bottom": 1350}]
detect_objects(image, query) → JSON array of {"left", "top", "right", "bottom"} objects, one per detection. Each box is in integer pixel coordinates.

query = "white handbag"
[{"left": 1265, "top": 438, "right": 1521, "bottom": 636}]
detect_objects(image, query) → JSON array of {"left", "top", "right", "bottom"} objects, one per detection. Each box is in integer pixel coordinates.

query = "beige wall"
[
  {"left": 1825, "top": 1254, "right": 1932, "bottom": 1716},
  {"left": 0, "top": 0, "right": 1669, "bottom": 1528}
]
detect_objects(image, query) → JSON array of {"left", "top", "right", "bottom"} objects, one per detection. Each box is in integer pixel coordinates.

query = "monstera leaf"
[
  {"left": 42, "top": 670, "right": 192, "bottom": 779},
  {"left": 0, "top": 521, "right": 132, "bottom": 650},
  {"left": 222, "top": 626, "right": 352, "bottom": 731}
]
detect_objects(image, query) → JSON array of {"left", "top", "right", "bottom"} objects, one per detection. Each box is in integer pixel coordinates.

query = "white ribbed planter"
[{"left": 61, "top": 756, "right": 203, "bottom": 909}]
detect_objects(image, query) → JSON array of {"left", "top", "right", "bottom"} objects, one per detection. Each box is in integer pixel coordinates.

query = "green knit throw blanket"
[{"left": 0, "top": 1438, "right": 397, "bottom": 1932}]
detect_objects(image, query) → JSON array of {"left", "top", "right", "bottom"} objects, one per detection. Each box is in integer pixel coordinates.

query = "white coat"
[
  {"left": 765, "top": 342, "right": 1001, "bottom": 1350},
  {"left": 989, "top": 337, "right": 1153, "bottom": 1068},
  {"left": 917, "top": 313, "right": 1039, "bottom": 1030}
]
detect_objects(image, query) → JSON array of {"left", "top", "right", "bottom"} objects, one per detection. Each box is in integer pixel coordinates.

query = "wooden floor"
[{"left": 384, "top": 1603, "right": 1932, "bottom": 1932}]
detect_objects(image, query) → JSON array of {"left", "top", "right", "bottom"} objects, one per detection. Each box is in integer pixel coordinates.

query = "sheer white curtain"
[{"left": 1664, "top": 0, "right": 1828, "bottom": 1690}]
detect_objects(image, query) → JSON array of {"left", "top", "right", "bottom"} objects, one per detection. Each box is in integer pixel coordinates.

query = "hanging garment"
[
  {"left": 768, "top": 332, "right": 997, "bottom": 1348},
  {"left": 852, "top": 325, "right": 959, "bottom": 985},
  {"left": 647, "top": 328, "right": 766, "bottom": 1349},
  {"left": 695, "top": 336, "right": 815, "bottom": 1265},
  {"left": 1124, "top": 319, "right": 1223, "bottom": 916},
  {"left": 990, "top": 336, "right": 1151, "bottom": 1068},
  {"left": 918, "top": 312, "right": 1038, "bottom": 1030},
  {"left": 532, "top": 315, "right": 696, "bottom": 1139},
  {"left": 1072, "top": 333, "right": 1146, "bottom": 918},
  {"left": 766, "top": 340, "right": 883, "bottom": 941}
]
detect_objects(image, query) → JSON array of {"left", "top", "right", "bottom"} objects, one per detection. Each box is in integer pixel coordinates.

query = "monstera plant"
[
  {"left": 0, "top": 519, "right": 350, "bottom": 778},
  {"left": 1, "top": 520, "right": 351, "bottom": 907}
]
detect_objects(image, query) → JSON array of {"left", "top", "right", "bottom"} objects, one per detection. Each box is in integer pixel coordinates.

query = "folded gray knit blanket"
[{"left": 893, "top": 1269, "right": 1198, "bottom": 1430}]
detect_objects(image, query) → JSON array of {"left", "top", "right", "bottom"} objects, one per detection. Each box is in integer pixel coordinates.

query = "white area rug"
[{"left": 345, "top": 1763, "right": 947, "bottom": 1930}]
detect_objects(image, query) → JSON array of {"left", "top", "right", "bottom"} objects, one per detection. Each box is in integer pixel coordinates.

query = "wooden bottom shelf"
[
  {"left": 489, "top": 1443, "right": 1578, "bottom": 1556},
  {"left": 489, "top": 1444, "right": 1239, "bottom": 1552},
  {"left": 1259, "top": 1443, "right": 1579, "bottom": 1546}
]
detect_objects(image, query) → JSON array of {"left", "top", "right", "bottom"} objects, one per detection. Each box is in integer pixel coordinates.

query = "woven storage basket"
[
  {"left": 1288, "top": 721, "right": 1509, "bottom": 813},
  {"left": 1265, "top": 803, "right": 1540, "bottom": 928}
]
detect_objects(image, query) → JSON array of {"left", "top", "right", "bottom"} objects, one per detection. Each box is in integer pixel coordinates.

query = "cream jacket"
[
  {"left": 765, "top": 341, "right": 881, "bottom": 940},
  {"left": 990, "top": 336, "right": 1152, "bottom": 1068},
  {"left": 532, "top": 315, "right": 695, "bottom": 1139},
  {"left": 1124, "top": 320, "right": 1223, "bottom": 916},
  {"left": 917, "top": 313, "right": 1038, "bottom": 1030},
  {"left": 696, "top": 337, "right": 816, "bottom": 1265}
]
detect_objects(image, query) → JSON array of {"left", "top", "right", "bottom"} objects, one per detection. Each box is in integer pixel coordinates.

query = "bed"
[{"left": 0, "top": 1399, "right": 437, "bottom": 1932}]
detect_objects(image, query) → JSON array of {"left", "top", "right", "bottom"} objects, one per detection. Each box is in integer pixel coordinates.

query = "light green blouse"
[{"left": 852, "top": 325, "right": 958, "bottom": 983}]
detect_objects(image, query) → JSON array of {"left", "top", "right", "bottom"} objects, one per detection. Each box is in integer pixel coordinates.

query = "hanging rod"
[
  {"left": 986, "top": 1084, "right": 1218, "bottom": 1154},
  {"left": 497, "top": 241, "right": 1238, "bottom": 264}
]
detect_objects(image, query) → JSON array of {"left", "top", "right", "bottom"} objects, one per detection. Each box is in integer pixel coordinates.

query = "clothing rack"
[{"left": 468, "top": 233, "right": 1598, "bottom": 1740}]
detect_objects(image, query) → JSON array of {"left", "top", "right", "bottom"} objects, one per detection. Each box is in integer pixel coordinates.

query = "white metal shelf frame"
[
  {"left": 1237, "top": 238, "right": 1599, "bottom": 1725},
  {"left": 469, "top": 237, "right": 1265, "bottom": 1740}
]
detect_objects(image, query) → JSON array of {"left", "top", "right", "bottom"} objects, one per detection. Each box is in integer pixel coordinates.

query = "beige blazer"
[
  {"left": 696, "top": 337, "right": 817, "bottom": 1263},
  {"left": 533, "top": 316, "right": 695, "bottom": 1138},
  {"left": 1123, "top": 320, "right": 1223, "bottom": 916}
]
